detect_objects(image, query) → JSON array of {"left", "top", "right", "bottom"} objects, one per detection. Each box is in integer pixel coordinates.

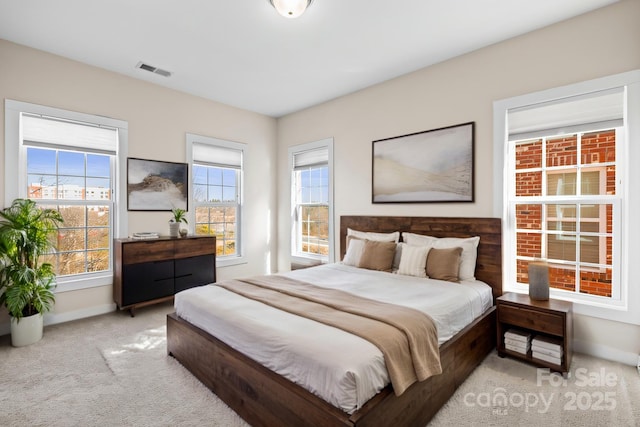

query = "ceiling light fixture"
[{"left": 269, "top": 0, "right": 313, "bottom": 19}]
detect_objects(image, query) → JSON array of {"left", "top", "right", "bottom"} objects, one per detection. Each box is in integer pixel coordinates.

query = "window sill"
[
  {"left": 504, "top": 285, "right": 640, "bottom": 326},
  {"left": 217, "top": 256, "right": 246, "bottom": 268},
  {"left": 55, "top": 272, "right": 113, "bottom": 293}
]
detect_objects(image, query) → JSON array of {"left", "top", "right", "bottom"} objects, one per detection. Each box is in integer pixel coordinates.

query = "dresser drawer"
[
  {"left": 174, "top": 237, "right": 216, "bottom": 258},
  {"left": 499, "top": 304, "right": 563, "bottom": 336},
  {"left": 122, "top": 240, "right": 174, "bottom": 264},
  {"left": 122, "top": 261, "right": 175, "bottom": 306},
  {"left": 175, "top": 254, "right": 216, "bottom": 293}
]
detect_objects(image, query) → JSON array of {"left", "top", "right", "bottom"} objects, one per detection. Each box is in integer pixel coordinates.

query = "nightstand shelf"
[{"left": 497, "top": 292, "right": 573, "bottom": 373}]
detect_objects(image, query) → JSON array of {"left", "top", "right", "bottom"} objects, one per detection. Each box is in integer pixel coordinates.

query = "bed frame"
[{"left": 167, "top": 216, "right": 502, "bottom": 426}]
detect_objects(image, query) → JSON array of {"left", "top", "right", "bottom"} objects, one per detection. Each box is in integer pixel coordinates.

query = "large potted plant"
[{"left": 0, "top": 198, "right": 63, "bottom": 347}]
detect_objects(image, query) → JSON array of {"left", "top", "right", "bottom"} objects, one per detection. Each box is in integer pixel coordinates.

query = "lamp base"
[
  {"left": 528, "top": 261, "right": 550, "bottom": 301},
  {"left": 529, "top": 283, "right": 549, "bottom": 301}
]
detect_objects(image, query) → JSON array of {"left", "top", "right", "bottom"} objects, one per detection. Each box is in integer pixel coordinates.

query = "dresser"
[{"left": 113, "top": 235, "right": 216, "bottom": 316}]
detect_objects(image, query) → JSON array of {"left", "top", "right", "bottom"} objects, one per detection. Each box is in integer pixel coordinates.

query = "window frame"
[
  {"left": 186, "top": 133, "right": 246, "bottom": 268},
  {"left": 4, "top": 99, "right": 128, "bottom": 293},
  {"left": 288, "top": 138, "right": 334, "bottom": 266},
  {"left": 510, "top": 132, "right": 619, "bottom": 299},
  {"left": 293, "top": 165, "right": 330, "bottom": 260},
  {"left": 28, "top": 147, "right": 116, "bottom": 279},
  {"left": 509, "top": 129, "right": 621, "bottom": 305},
  {"left": 493, "top": 70, "right": 640, "bottom": 325}
]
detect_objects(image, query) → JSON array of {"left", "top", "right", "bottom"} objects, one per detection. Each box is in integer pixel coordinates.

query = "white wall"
[
  {"left": 275, "top": 0, "right": 640, "bottom": 364},
  {"left": 0, "top": 39, "right": 278, "bottom": 330}
]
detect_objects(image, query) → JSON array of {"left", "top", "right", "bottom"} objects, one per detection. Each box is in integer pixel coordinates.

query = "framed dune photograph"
[
  {"left": 372, "top": 122, "right": 475, "bottom": 203},
  {"left": 127, "top": 158, "right": 188, "bottom": 211}
]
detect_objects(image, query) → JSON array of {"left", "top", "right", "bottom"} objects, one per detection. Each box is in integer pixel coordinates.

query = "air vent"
[
  {"left": 153, "top": 68, "right": 172, "bottom": 77},
  {"left": 136, "top": 61, "right": 172, "bottom": 77}
]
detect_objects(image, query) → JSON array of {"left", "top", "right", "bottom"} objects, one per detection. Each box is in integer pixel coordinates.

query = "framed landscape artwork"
[
  {"left": 372, "top": 122, "right": 475, "bottom": 203},
  {"left": 127, "top": 158, "right": 188, "bottom": 211}
]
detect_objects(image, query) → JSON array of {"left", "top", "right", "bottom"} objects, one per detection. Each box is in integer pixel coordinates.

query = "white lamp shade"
[{"left": 270, "top": 0, "right": 312, "bottom": 18}]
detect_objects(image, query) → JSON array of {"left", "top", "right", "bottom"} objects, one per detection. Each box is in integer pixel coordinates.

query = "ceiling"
[{"left": 0, "top": 0, "right": 618, "bottom": 118}]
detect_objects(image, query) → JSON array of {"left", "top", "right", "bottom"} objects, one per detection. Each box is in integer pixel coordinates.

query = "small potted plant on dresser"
[
  {"left": 169, "top": 208, "right": 188, "bottom": 237},
  {"left": 0, "top": 199, "right": 63, "bottom": 347}
]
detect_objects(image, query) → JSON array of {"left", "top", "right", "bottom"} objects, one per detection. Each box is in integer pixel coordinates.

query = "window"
[
  {"left": 545, "top": 167, "right": 607, "bottom": 267},
  {"left": 511, "top": 130, "right": 618, "bottom": 298},
  {"left": 186, "top": 134, "right": 245, "bottom": 266},
  {"left": 289, "top": 139, "right": 334, "bottom": 264},
  {"left": 28, "top": 147, "right": 113, "bottom": 276},
  {"left": 494, "top": 70, "right": 640, "bottom": 325},
  {"left": 5, "top": 100, "right": 128, "bottom": 292}
]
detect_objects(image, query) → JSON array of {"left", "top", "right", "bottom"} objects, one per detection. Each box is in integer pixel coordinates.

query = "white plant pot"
[
  {"left": 10, "top": 313, "right": 44, "bottom": 347},
  {"left": 169, "top": 221, "right": 180, "bottom": 237}
]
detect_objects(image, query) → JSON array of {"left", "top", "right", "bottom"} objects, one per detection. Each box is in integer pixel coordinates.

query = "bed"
[{"left": 167, "top": 216, "right": 502, "bottom": 426}]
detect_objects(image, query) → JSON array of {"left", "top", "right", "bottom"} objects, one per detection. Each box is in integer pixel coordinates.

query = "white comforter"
[{"left": 174, "top": 263, "right": 493, "bottom": 414}]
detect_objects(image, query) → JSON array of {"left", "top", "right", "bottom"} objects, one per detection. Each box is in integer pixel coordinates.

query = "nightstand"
[{"left": 497, "top": 292, "right": 573, "bottom": 373}]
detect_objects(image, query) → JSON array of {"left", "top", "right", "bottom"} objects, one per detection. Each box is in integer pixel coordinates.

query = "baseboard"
[
  {"left": 574, "top": 338, "right": 639, "bottom": 366},
  {"left": 44, "top": 303, "right": 117, "bottom": 326},
  {"left": 0, "top": 303, "right": 117, "bottom": 337}
]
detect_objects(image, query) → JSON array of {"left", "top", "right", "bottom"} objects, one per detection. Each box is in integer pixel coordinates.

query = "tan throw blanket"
[{"left": 218, "top": 275, "right": 442, "bottom": 396}]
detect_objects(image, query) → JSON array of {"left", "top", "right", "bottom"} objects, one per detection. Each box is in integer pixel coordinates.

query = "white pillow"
[
  {"left": 403, "top": 232, "right": 480, "bottom": 281},
  {"left": 392, "top": 242, "right": 405, "bottom": 271},
  {"left": 402, "top": 232, "right": 438, "bottom": 246},
  {"left": 397, "top": 244, "right": 431, "bottom": 278},
  {"left": 347, "top": 228, "right": 400, "bottom": 243},
  {"left": 342, "top": 237, "right": 366, "bottom": 266}
]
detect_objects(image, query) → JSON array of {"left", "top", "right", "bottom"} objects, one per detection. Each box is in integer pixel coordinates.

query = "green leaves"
[
  {"left": 0, "top": 199, "right": 62, "bottom": 319},
  {"left": 2, "top": 263, "right": 55, "bottom": 318},
  {"left": 171, "top": 208, "right": 188, "bottom": 224}
]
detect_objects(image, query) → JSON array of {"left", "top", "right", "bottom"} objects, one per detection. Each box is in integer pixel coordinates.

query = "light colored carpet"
[
  {"left": 1, "top": 302, "right": 638, "bottom": 426},
  {"left": 0, "top": 302, "right": 248, "bottom": 427},
  {"left": 429, "top": 347, "right": 640, "bottom": 426}
]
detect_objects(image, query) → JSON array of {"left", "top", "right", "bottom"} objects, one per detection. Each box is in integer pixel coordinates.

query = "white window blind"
[
  {"left": 21, "top": 114, "right": 118, "bottom": 154},
  {"left": 293, "top": 148, "right": 328, "bottom": 170},
  {"left": 507, "top": 87, "right": 624, "bottom": 141},
  {"left": 193, "top": 142, "right": 242, "bottom": 169}
]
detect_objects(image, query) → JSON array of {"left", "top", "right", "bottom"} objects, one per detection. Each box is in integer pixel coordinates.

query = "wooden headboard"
[{"left": 340, "top": 216, "right": 503, "bottom": 301}]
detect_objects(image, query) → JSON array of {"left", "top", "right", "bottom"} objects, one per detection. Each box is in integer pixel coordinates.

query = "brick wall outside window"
[{"left": 514, "top": 130, "right": 615, "bottom": 297}]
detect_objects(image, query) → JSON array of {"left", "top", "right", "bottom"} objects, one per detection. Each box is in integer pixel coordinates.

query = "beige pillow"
[
  {"left": 426, "top": 247, "right": 463, "bottom": 282},
  {"left": 357, "top": 240, "right": 397, "bottom": 272}
]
